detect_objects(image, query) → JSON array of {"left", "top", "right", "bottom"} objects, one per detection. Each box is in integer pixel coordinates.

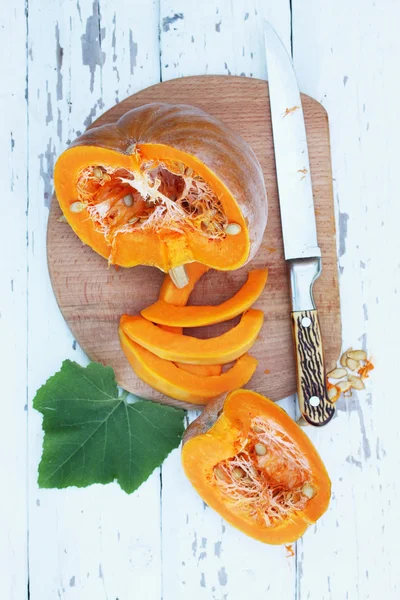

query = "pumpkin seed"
[
  {"left": 123, "top": 194, "right": 134, "bottom": 207},
  {"left": 214, "top": 467, "right": 227, "bottom": 481},
  {"left": 93, "top": 166, "right": 104, "bottom": 179},
  {"left": 252, "top": 425, "right": 264, "bottom": 434},
  {"left": 348, "top": 375, "right": 365, "bottom": 390},
  {"left": 169, "top": 265, "right": 189, "bottom": 289},
  {"left": 327, "top": 386, "right": 339, "bottom": 402},
  {"left": 225, "top": 223, "right": 242, "bottom": 236},
  {"left": 327, "top": 367, "right": 347, "bottom": 380},
  {"left": 185, "top": 167, "right": 194, "bottom": 177},
  {"left": 128, "top": 216, "right": 139, "bottom": 224},
  {"left": 337, "top": 380, "right": 352, "bottom": 393},
  {"left": 346, "top": 357, "right": 360, "bottom": 371},
  {"left": 302, "top": 483, "right": 316, "bottom": 499},
  {"left": 347, "top": 349, "right": 367, "bottom": 361},
  {"left": 340, "top": 347, "right": 352, "bottom": 367},
  {"left": 232, "top": 466, "right": 246, "bottom": 480},
  {"left": 225, "top": 223, "right": 242, "bottom": 235},
  {"left": 254, "top": 443, "right": 267, "bottom": 456},
  {"left": 69, "top": 201, "right": 86, "bottom": 213}
]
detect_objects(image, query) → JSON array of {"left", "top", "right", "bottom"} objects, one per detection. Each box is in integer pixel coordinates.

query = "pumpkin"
[
  {"left": 119, "top": 331, "right": 257, "bottom": 404},
  {"left": 174, "top": 363, "right": 222, "bottom": 377},
  {"left": 142, "top": 268, "right": 268, "bottom": 327},
  {"left": 54, "top": 103, "right": 267, "bottom": 286},
  {"left": 119, "top": 309, "right": 264, "bottom": 365},
  {"left": 158, "top": 263, "right": 222, "bottom": 376},
  {"left": 182, "top": 389, "right": 331, "bottom": 544}
]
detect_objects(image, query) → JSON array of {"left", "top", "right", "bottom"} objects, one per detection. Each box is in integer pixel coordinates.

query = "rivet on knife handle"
[{"left": 292, "top": 309, "right": 335, "bottom": 426}]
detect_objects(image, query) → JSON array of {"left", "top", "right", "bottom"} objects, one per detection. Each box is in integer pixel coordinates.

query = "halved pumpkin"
[
  {"left": 182, "top": 389, "right": 331, "bottom": 544},
  {"left": 142, "top": 268, "right": 268, "bottom": 327},
  {"left": 120, "top": 309, "right": 264, "bottom": 365},
  {"left": 119, "top": 331, "right": 257, "bottom": 404},
  {"left": 54, "top": 103, "right": 267, "bottom": 280}
]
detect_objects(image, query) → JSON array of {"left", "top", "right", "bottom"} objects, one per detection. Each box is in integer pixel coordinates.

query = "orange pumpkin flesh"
[
  {"left": 159, "top": 262, "right": 210, "bottom": 306},
  {"left": 159, "top": 262, "right": 209, "bottom": 335},
  {"left": 174, "top": 363, "right": 222, "bottom": 377},
  {"left": 157, "top": 262, "right": 222, "bottom": 376},
  {"left": 182, "top": 389, "right": 331, "bottom": 544},
  {"left": 119, "top": 331, "right": 257, "bottom": 404},
  {"left": 120, "top": 309, "right": 264, "bottom": 365},
  {"left": 54, "top": 103, "right": 267, "bottom": 273},
  {"left": 142, "top": 268, "right": 268, "bottom": 327}
]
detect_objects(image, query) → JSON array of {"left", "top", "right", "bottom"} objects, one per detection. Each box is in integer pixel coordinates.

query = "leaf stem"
[{"left": 119, "top": 389, "right": 130, "bottom": 403}]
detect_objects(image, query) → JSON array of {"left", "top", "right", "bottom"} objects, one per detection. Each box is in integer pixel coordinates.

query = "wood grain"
[{"left": 47, "top": 75, "right": 341, "bottom": 408}]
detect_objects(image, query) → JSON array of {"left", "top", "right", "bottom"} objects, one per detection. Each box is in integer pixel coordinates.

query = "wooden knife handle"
[{"left": 292, "top": 309, "right": 335, "bottom": 426}]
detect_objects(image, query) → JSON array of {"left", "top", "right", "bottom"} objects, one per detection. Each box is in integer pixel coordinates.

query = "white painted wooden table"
[{"left": 1, "top": 1, "right": 400, "bottom": 598}]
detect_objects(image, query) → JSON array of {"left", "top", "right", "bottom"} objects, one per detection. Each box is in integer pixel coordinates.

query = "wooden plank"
[
  {"left": 26, "top": 1, "right": 163, "bottom": 598},
  {"left": 158, "top": 4, "right": 298, "bottom": 599},
  {"left": 160, "top": 0, "right": 291, "bottom": 81},
  {"left": 0, "top": 2, "right": 28, "bottom": 599},
  {"left": 293, "top": 1, "right": 400, "bottom": 597}
]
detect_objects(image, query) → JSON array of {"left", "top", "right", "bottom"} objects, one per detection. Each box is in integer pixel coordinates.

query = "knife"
[{"left": 264, "top": 22, "right": 335, "bottom": 426}]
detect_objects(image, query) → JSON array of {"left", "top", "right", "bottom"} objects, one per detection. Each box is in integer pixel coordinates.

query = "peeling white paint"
[{"left": 1, "top": 0, "right": 400, "bottom": 599}]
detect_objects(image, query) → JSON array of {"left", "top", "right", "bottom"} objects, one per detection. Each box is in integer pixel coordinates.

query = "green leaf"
[{"left": 33, "top": 360, "right": 185, "bottom": 493}]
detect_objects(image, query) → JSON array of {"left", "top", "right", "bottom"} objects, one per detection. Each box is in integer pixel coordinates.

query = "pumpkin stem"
[{"left": 169, "top": 265, "right": 189, "bottom": 289}]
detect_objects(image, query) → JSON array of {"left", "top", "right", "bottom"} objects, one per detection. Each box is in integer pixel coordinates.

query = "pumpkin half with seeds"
[
  {"left": 182, "top": 389, "right": 331, "bottom": 544},
  {"left": 54, "top": 103, "right": 267, "bottom": 286}
]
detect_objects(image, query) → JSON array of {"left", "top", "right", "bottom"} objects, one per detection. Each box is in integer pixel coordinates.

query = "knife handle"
[{"left": 292, "top": 309, "right": 335, "bottom": 426}]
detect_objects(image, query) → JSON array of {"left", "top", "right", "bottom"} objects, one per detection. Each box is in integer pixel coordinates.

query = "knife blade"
[{"left": 264, "top": 22, "right": 335, "bottom": 426}]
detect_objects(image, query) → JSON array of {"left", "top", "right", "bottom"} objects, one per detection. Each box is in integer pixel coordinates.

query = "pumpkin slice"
[
  {"left": 54, "top": 103, "right": 267, "bottom": 278},
  {"left": 120, "top": 309, "right": 264, "bottom": 365},
  {"left": 182, "top": 389, "right": 331, "bottom": 544},
  {"left": 159, "top": 262, "right": 210, "bottom": 306},
  {"left": 158, "top": 262, "right": 222, "bottom": 376},
  {"left": 142, "top": 268, "right": 268, "bottom": 327},
  {"left": 174, "top": 363, "right": 222, "bottom": 377},
  {"left": 158, "top": 262, "right": 209, "bottom": 334},
  {"left": 119, "top": 331, "right": 258, "bottom": 404}
]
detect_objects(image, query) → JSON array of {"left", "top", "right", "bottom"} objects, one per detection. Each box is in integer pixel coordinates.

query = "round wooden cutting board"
[{"left": 47, "top": 75, "right": 341, "bottom": 409}]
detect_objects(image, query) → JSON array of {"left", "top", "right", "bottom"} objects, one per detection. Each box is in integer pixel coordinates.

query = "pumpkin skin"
[
  {"left": 182, "top": 389, "right": 331, "bottom": 544},
  {"left": 54, "top": 103, "right": 267, "bottom": 273}
]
